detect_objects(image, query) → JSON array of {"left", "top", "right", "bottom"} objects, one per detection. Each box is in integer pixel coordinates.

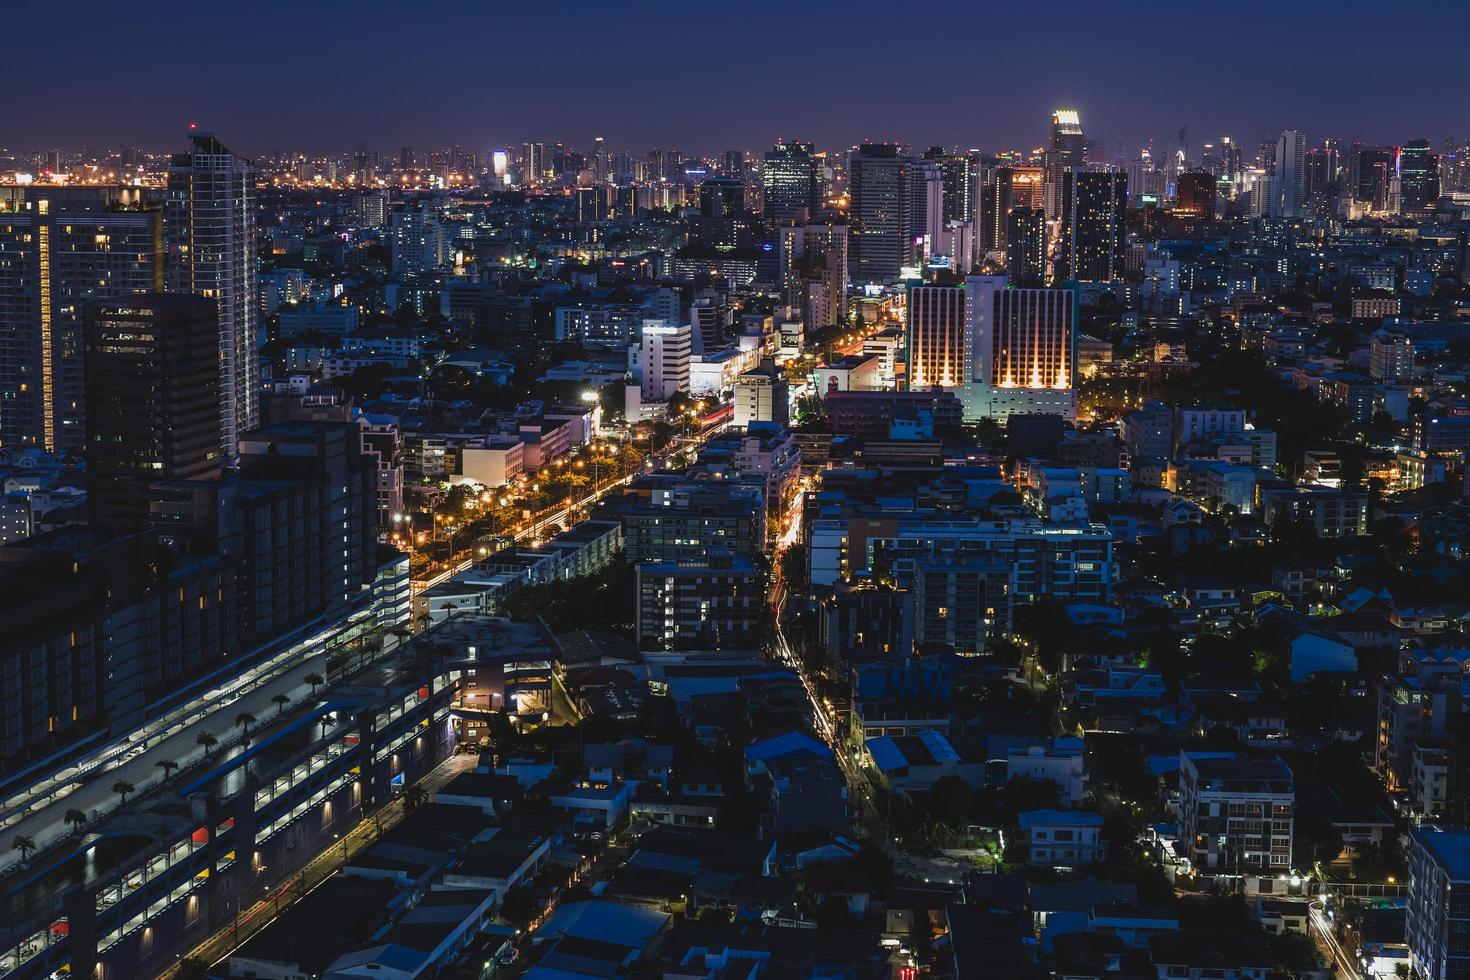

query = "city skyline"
[
  {"left": 6, "top": 5, "right": 1470, "bottom": 977},
  {"left": 4, "top": 0, "right": 1469, "bottom": 157}
]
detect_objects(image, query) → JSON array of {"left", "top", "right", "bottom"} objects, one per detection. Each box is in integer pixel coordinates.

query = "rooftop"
[{"left": 1414, "top": 826, "right": 1470, "bottom": 880}]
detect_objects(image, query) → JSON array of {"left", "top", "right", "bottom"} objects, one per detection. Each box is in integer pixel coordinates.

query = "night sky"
[{"left": 4, "top": 0, "right": 1467, "bottom": 158}]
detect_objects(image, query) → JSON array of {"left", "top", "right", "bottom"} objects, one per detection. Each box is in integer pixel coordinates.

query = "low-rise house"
[
  {"left": 545, "top": 781, "right": 631, "bottom": 832},
  {"left": 584, "top": 738, "right": 674, "bottom": 791},
  {"left": 1253, "top": 897, "right": 1309, "bottom": 935},
  {"left": 1064, "top": 665, "right": 1167, "bottom": 706},
  {"left": 1288, "top": 628, "right": 1359, "bottom": 681},
  {"left": 629, "top": 785, "right": 721, "bottom": 830},
  {"left": 1018, "top": 810, "right": 1106, "bottom": 867},
  {"left": 1147, "top": 930, "right": 1271, "bottom": 979},
  {"left": 1007, "top": 738, "right": 1088, "bottom": 806},
  {"left": 865, "top": 729, "right": 985, "bottom": 793},
  {"left": 1088, "top": 903, "right": 1179, "bottom": 949}
]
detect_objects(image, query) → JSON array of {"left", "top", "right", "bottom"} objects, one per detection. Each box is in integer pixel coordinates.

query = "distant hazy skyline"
[{"left": 4, "top": 0, "right": 1467, "bottom": 159}]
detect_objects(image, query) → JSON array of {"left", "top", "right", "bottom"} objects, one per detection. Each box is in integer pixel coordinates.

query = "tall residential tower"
[
  {"left": 0, "top": 186, "right": 163, "bottom": 451},
  {"left": 165, "top": 131, "right": 258, "bottom": 463}
]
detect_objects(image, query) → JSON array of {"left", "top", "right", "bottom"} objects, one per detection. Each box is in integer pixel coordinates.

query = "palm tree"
[
  {"left": 403, "top": 785, "right": 429, "bottom": 812},
  {"left": 112, "top": 780, "right": 135, "bottom": 806},
  {"left": 63, "top": 808, "right": 87, "bottom": 836},
  {"left": 304, "top": 672, "right": 325, "bottom": 695},
  {"left": 155, "top": 759, "right": 178, "bottom": 783},
  {"left": 272, "top": 693, "right": 290, "bottom": 716},
  {"left": 235, "top": 711, "right": 257, "bottom": 745},
  {"left": 12, "top": 835, "right": 36, "bottom": 866},
  {"left": 196, "top": 731, "right": 219, "bottom": 759}
]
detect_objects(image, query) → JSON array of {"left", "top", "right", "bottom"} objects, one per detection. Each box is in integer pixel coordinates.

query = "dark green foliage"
[{"left": 502, "top": 561, "right": 635, "bottom": 634}]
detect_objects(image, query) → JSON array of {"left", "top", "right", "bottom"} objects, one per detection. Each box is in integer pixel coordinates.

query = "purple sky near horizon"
[{"left": 2, "top": 0, "right": 1466, "bottom": 160}]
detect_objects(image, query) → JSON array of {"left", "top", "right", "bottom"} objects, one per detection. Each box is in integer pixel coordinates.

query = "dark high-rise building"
[
  {"left": 166, "top": 131, "right": 258, "bottom": 463},
  {"left": 911, "top": 158, "right": 944, "bottom": 255},
  {"left": 763, "top": 141, "right": 820, "bottom": 223},
  {"left": 1058, "top": 170, "right": 1127, "bottom": 282},
  {"left": 1353, "top": 146, "right": 1394, "bottom": 211},
  {"left": 1045, "top": 109, "right": 1088, "bottom": 219},
  {"left": 699, "top": 176, "right": 744, "bottom": 218},
  {"left": 980, "top": 166, "right": 1017, "bottom": 250},
  {"left": 84, "top": 295, "right": 221, "bottom": 530},
  {"left": 694, "top": 176, "right": 750, "bottom": 247},
  {"left": 1006, "top": 207, "right": 1047, "bottom": 286},
  {"left": 924, "top": 146, "right": 978, "bottom": 224},
  {"left": 0, "top": 186, "right": 163, "bottom": 452},
  {"left": 779, "top": 221, "right": 849, "bottom": 327},
  {"left": 722, "top": 149, "right": 745, "bottom": 179},
  {"left": 230, "top": 421, "right": 381, "bottom": 643},
  {"left": 1273, "top": 130, "right": 1306, "bottom": 218},
  {"left": 1400, "top": 138, "right": 1440, "bottom": 211},
  {"left": 848, "top": 144, "right": 913, "bottom": 285},
  {"left": 1174, "top": 170, "right": 1216, "bottom": 219},
  {"left": 575, "top": 186, "right": 606, "bottom": 223},
  {"left": 979, "top": 165, "right": 1043, "bottom": 251},
  {"left": 1304, "top": 144, "right": 1340, "bottom": 201}
]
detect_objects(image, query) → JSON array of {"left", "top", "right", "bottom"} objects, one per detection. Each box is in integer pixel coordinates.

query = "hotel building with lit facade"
[{"left": 906, "top": 276, "right": 1078, "bottom": 421}]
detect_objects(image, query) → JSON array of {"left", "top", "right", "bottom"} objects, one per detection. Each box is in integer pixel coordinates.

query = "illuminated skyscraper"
[
  {"left": 166, "top": 131, "right": 257, "bottom": 463},
  {"left": 763, "top": 142, "right": 820, "bottom": 223},
  {"left": 1058, "top": 170, "right": 1127, "bottom": 282},
  {"left": 640, "top": 319, "right": 692, "bottom": 402},
  {"left": 521, "top": 142, "right": 547, "bottom": 185},
  {"left": 0, "top": 186, "right": 163, "bottom": 452},
  {"left": 1220, "top": 137, "right": 1243, "bottom": 183},
  {"left": 963, "top": 275, "right": 1077, "bottom": 420},
  {"left": 906, "top": 284, "right": 966, "bottom": 389},
  {"left": 848, "top": 144, "right": 913, "bottom": 285},
  {"left": 391, "top": 202, "right": 447, "bottom": 275},
  {"left": 1045, "top": 109, "right": 1088, "bottom": 219}
]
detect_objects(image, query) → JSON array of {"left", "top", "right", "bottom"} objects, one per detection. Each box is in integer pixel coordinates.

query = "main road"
[
  {"left": 1309, "top": 900, "right": 1362, "bottom": 980},
  {"left": 0, "top": 416, "right": 726, "bottom": 880},
  {"left": 412, "top": 424, "right": 726, "bottom": 596}
]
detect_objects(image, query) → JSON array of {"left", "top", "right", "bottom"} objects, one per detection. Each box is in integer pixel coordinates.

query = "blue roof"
[
  {"left": 743, "top": 730, "right": 832, "bottom": 764},
  {"left": 1412, "top": 827, "right": 1470, "bottom": 881},
  {"left": 866, "top": 737, "right": 907, "bottom": 773},
  {"left": 865, "top": 730, "right": 961, "bottom": 773},
  {"left": 535, "top": 900, "right": 669, "bottom": 946}
]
